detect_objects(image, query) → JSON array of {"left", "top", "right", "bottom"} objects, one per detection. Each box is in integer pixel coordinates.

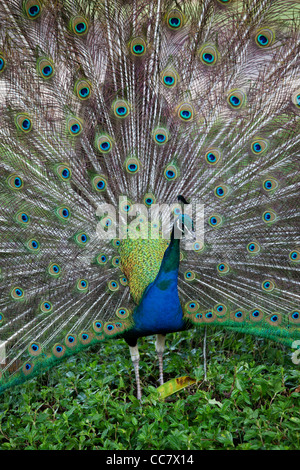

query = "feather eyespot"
[
  {"left": 114, "top": 100, "right": 130, "bottom": 118},
  {"left": 263, "top": 178, "right": 278, "bottom": 192},
  {"left": 292, "top": 90, "right": 300, "bottom": 109},
  {"left": 227, "top": 90, "right": 246, "bottom": 109},
  {"left": 249, "top": 309, "right": 264, "bottom": 322},
  {"left": 76, "top": 279, "right": 88, "bottom": 292},
  {"left": 67, "top": 117, "right": 83, "bottom": 136},
  {"left": 164, "top": 164, "right": 179, "bottom": 181},
  {"left": 214, "top": 185, "right": 228, "bottom": 198},
  {"left": 16, "top": 212, "right": 30, "bottom": 224},
  {"left": 247, "top": 242, "right": 260, "bottom": 254},
  {"left": 96, "top": 134, "right": 113, "bottom": 154},
  {"left": 7, "top": 174, "right": 23, "bottom": 190},
  {"left": 184, "top": 271, "right": 196, "bottom": 281},
  {"left": 262, "top": 279, "right": 275, "bottom": 292},
  {"left": 56, "top": 164, "right": 71, "bottom": 181},
  {"left": 185, "top": 301, "right": 199, "bottom": 315},
  {"left": 79, "top": 331, "right": 93, "bottom": 344},
  {"left": 217, "top": 263, "right": 230, "bottom": 274},
  {"left": 11, "top": 287, "right": 24, "bottom": 300},
  {"left": 108, "top": 280, "right": 119, "bottom": 292},
  {"left": 230, "top": 310, "right": 245, "bottom": 322},
  {"left": 262, "top": 210, "right": 277, "bottom": 223},
  {"left": 177, "top": 103, "right": 194, "bottom": 122},
  {"left": 92, "top": 320, "right": 103, "bottom": 334},
  {"left": 71, "top": 16, "right": 88, "bottom": 36},
  {"left": 52, "top": 344, "right": 66, "bottom": 358},
  {"left": 55, "top": 206, "right": 70, "bottom": 221},
  {"left": 40, "top": 301, "right": 53, "bottom": 314},
  {"left": 130, "top": 38, "right": 146, "bottom": 56},
  {"left": 289, "top": 250, "right": 300, "bottom": 262},
  {"left": 65, "top": 334, "right": 77, "bottom": 348},
  {"left": 266, "top": 313, "right": 281, "bottom": 326},
  {"left": 167, "top": 10, "right": 183, "bottom": 29},
  {"left": 112, "top": 239, "right": 121, "bottom": 248},
  {"left": 116, "top": 307, "right": 130, "bottom": 319},
  {"left": 16, "top": 114, "right": 32, "bottom": 133},
  {"left": 214, "top": 304, "right": 227, "bottom": 317},
  {"left": 199, "top": 45, "right": 218, "bottom": 65},
  {"left": 193, "top": 241, "right": 204, "bottom": 252},
  {"left": 0, "top": 313, "right": 4, "bottom": 325},
  {"left": 111, "top": 256, "right": 120, "bottom": 268},
  {"left": 75, "top": 79, "right": 92, "bottom": 100},
  {"left": 153, "top": 128, "right": 168, "bottom": 145},
  {"left": 37, "top": 58, "right": 54, "bottom": 79},
  {"left": 143, "top": 193, "right": 156, "bottom": 207},
  {"left": 26, "top": 238, "right": 40, "bottom": 252},
  {"left": 92, "top": 175, "right": 107, "bottom": 192},
  {"left": 48, "top": 263, "right": 61, "bottom": 277},
  {"left": 28, "top": 341, "right": 42, "bottom": 356},
  {"left": 255, "top": 29, "right": 274, "bottom": 48},
  {"left": 119, "top": 276, "right": 128, "bottom": 286},
  {"left": 289, "top": 311, "right": 300, "bottom": 324},
  {"left": 24, "top": 0, "right": 42, "bottom": 19},
  {"left": 251, "top": 138, "right": 268, "bottom": 155},
  {"left": 125, "top": 157, "right": 140, "bottom": 174},
  {"left": 209, "top": 214, "right": 222, "bottom": 227},
  {"left": 97, "top": 253, "right": 107, "bottom": 265},
  {"left": 74, "top": 232, "right": 89, "bottom": 247},
  {"left": 161, "top": 69, "right": 178, "bottom": 88},
  {"left": 0, "top": 54, "right": 6, "bottom": 74},
  {"left": 22, "top": 362, "right": 34, "bottom": 376},
  {"left": 205, "top": 148, "right": 221, "bottom": 165}
]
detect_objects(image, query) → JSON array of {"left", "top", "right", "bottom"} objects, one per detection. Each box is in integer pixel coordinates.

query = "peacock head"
[
  {"left": 172, "top": 195, "right": 196, "bottom": 241},
  {"left": 174, "top": 214, "right": 196, "bottom": 241}
]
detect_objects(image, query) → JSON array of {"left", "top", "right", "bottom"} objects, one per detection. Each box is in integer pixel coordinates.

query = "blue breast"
[{"left": 130, "top": 239, "right": 185, "bottom": 338}]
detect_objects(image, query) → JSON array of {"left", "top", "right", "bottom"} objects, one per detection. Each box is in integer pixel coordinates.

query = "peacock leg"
[
  {"left": 203, "top": 326, "right": 207, "bottom": 381},
  {"left": 156, "top": 334, "right": 166, "bottom": 385},
  {"left": 129, "top": 344, "right": 142, "bottom": 400}
]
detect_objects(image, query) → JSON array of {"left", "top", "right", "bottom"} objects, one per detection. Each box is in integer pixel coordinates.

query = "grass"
[{"left": 0, "top": 327, "right": 299, "bottom": 450}]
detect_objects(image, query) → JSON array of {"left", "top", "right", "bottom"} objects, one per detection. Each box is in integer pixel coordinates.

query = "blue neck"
[{"left": 129, "top": 231, "right": 185, "bottom": 338}]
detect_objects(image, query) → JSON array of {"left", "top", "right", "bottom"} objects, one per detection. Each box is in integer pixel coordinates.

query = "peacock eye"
[
  {"left": 214, "top": 185, "right": 228, "bottom": 198},
  {"left": 125, "top": 157, "right": 140, "bottom": 174},
  {"left": 16, "top": 114, "right": 32, "bottom": 133},
  {"left": 71, "top": 16, "right": 89, "bottom": 36},
  {"left": 217, "top": 263, "right": 230, "bottom": 274},
  {"left": 74, "top": 232, "right": 89, "bottom": 246},
  {"left": 262, "top": 210, "right": 277, "bottom": 223},
  {"left": 255, "top": 29, "right": 274, "bottom": 48},
  {"left": 161, "top": 69, "right": 178, "bottom": 88},
  {"left": 289, "top": 250, "right": 300, "bottom": 262},
  {"left": 178, "top": 103, "right": 194, "bottom": 121},
  {"left": 209, "top": 215, "right": 222, "bottom": 227},
  {"left": 75, "top": 79, "right": 92, "bottom": 100},
  {"left": 167, "top": 10, "right": 183, "bottom": 30},
  {"left": 67, "top": 117, "right": 83, "bottom": 136},
  {"left": 164, "top": 164, "right": 179, "bottom": 181},
  {"left": 153, "top": 128, "right": 168, "bottom": 145},
  {"left": 97, "top": 135, "right": 113, "bottom": 154},
  {"left": 227, "top": 90, "right": 246, "bottom": 109},
  {"left": 38, "top": 58, "right": 54, "bottom": 79},
  {"left": 130, "top": 38, "right": 146, "bottom": 56},
  {"left": 8, "top": 175, "right": 24, "bottom": 190},
  {"left": 114, "top": 100, "right": 130, "bottom": 118},
  {"left": 200, "top": 45, "right": 218, "bottom": 65},
  {"left": 0, "top": 55, "right": 5, "bottom": 74},
  {"left": 24, "top": 0, "right": 42, "bottom": 19}
]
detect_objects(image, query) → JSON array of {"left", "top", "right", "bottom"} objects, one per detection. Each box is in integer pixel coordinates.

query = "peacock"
[{"left": 0, "top": 0, "right": 299, "bottom": 401}]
